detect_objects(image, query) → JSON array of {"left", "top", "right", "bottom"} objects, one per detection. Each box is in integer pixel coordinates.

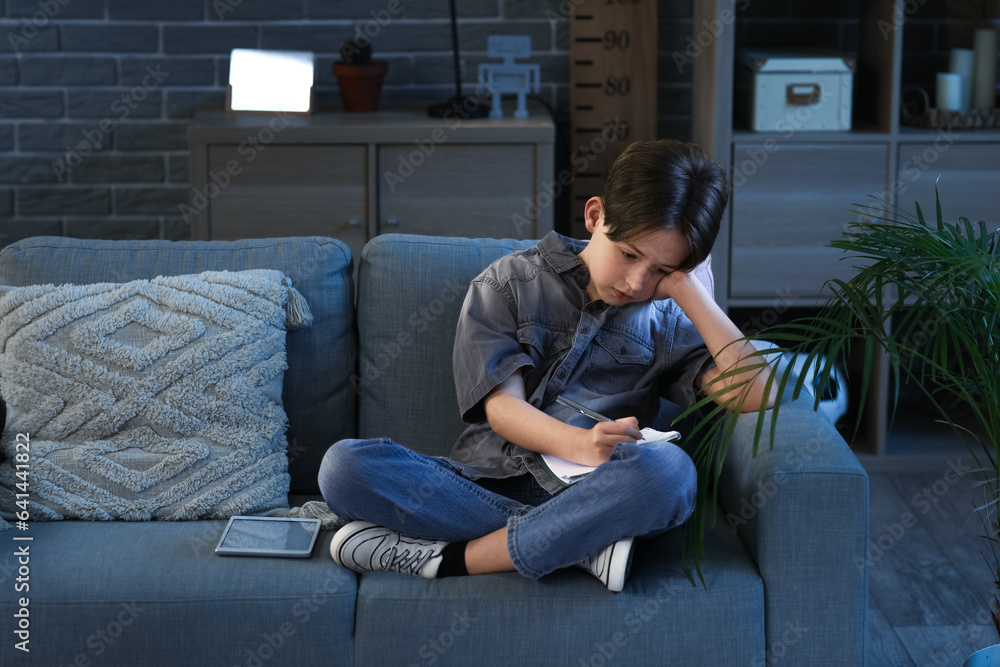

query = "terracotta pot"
[{"left": 333, "top": 61, "right": 389, "bottom": 112}]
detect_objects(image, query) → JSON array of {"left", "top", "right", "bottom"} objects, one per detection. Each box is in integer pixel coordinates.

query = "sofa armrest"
[{"left": 716, "top": 396, "right": 869, "bottom": 666}]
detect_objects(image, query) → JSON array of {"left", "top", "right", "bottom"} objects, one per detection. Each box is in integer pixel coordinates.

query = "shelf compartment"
[{"left": 729, "top": 142, "right": 891, "bottom": 300}]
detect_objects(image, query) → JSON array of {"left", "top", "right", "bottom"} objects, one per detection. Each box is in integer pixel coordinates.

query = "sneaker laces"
[
  {"left": 367, "top": 532, "right": 441, "bottom": 576},
  {"left": 385, "top": 544, "right": 434, "bottom": 574}
]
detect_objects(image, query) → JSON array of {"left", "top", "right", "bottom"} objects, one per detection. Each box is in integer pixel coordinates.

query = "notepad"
[{"left": 538, "top": 427, "right": 681, "bottom": 486}]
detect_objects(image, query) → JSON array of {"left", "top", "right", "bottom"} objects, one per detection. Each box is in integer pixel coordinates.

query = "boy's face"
[{"left": 578, "top": 197, "right": 689, "bottom": 305}]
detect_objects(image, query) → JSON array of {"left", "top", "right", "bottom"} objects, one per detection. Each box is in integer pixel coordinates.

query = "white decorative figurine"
[{"left": 478, "top": 35, "right": 540, "bottom": 118}]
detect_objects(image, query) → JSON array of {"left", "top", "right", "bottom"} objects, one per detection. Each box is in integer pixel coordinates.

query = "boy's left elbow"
[
  {"left": 735, "top": 385, "right": 777, "bottom": 413},
  {"left": 738, "top": 396, "right": 775, "bottom": 412},
  {"left": 753, "top": 385, "right": 779, "bottom": 412}
]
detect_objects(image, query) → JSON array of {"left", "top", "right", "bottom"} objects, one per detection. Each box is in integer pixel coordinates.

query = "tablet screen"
[{"left": 215, "top": 516, "right": 321, "bottom": 558}]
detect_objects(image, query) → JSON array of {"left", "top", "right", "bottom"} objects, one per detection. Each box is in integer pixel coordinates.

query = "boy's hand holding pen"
[{"left": 556, "top": 396, "right": 642, "bottom": 467}]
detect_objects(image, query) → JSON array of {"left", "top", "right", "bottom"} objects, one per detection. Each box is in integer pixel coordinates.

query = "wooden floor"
[{"left": 862, "top": 453, "right": 999, "bottom": 666}]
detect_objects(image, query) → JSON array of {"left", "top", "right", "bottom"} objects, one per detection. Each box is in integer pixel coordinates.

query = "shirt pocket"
[
  {"left": 516, "top": 321, "right": 574, "bottom": 359},
  {"left": 581, "top": 328, "right": 655, "bottom": 395},
  {"left": 517, "top": 321, "right": 574, "bottom": 389}
]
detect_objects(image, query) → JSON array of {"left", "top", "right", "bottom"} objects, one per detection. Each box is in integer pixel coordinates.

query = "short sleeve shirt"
[{"left": 450, "top": 231, "right": 713, "bottom": 494}]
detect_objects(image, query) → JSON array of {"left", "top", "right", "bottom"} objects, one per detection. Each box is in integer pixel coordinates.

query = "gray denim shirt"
[{"left": 449, "top": 231, "right": 714, "bottom": 495}]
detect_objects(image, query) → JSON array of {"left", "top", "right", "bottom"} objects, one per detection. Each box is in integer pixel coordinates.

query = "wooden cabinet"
[
  {"left": 187, "top": 104, "right": 555, "bottom": 263},
  {"left": 376, "top": 144, "right": 537, "bottom": 239},
  {"left": 204, "top": 144, "right": 368, "bottom": 252},
  {"left": 692, "top": 0, "right": 1000, "bottom": 455}
]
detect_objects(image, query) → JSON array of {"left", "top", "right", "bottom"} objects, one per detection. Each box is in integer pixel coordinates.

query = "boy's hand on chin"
[
  {"left": 572, "top": 417, "right": 642, "bottom": 467},
  {"left": 652, "top": 269, "right": 694, "bottom": 302}
]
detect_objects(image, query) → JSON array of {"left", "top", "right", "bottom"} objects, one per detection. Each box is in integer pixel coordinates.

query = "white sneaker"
[
  {"left": 330, "top": 521, "right": 447, "bottom": 579},
  {"left": 577, "top": 537, "right": 634, "bottom": 592}
]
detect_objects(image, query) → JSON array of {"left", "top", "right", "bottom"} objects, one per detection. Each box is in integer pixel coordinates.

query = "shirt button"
[
  {"left": 581, "top": 327, "right": 589, "bottom": 334},
  {"left": 620, "top": 346, "right": 627, "bottom": 355},
  {"left": 558, "top": 371, "right": 566, "bottom": 379},
  {"left": 525, "top": 456, "right": 535, "bottom": 464}
]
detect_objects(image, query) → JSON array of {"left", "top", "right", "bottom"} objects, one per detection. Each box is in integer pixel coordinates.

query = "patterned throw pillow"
[{"left": 0, "top": 269, "right": 311, "bottom": 522}]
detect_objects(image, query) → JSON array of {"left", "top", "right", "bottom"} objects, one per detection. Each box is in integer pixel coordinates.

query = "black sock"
[{"left": 436, "top": 540, "right": 469, "bottom": 578}]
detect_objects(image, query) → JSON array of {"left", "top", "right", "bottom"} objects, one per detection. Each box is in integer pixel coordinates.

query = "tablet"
[{"left": 215, "top": 516, "right": 322, "bottom": 558}]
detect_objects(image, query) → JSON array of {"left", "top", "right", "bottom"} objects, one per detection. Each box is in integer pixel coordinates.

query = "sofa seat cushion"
[
  {"left": 0, "top": 236, "right": 355, "bottom": 495},
  {"left": 353, "top": 517, "right": 764, "bottom": 665},
  {"left": 0, "top": 520, "right": 356, "bottom": 666}
]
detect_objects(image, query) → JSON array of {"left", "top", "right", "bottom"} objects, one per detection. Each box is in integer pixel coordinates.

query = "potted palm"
[
  {"left": 680, "top": 187, "right": 999, "bottom": 661},
  {"left": 333, "top": 38, "right": 389, "bottom": 112}
]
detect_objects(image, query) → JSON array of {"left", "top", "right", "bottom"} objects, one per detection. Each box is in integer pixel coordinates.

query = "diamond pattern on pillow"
[
  {"left": 75, "top": 427, "right": 211, "bottom": 494},
  {"left": 0, "top": 270, "right": 303, "bottom": 522},
  {"left": 70, "top": 298, "right": 206, "bottom": 371}
]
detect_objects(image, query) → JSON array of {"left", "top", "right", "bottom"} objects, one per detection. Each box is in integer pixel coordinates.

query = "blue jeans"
[{"left": 318, "top": 438, "right": 696, "bottom": 580}]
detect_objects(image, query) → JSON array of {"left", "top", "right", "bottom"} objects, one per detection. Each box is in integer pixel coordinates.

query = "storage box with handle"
[{"left": 737, "top": 49, "right": 855, "bottom": 132}]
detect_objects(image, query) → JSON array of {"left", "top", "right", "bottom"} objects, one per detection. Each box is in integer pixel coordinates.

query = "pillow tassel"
[
  {"left": 263, "top": 500, "right": 343, "bottom": 531},
  {"left": 283, "top": 279, "right": 313, "bottom": 330}
]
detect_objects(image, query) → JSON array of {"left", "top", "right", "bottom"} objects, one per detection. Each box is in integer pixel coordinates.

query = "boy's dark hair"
[{"left": 601, "top": 139, "right": 729, "bottom": 272}]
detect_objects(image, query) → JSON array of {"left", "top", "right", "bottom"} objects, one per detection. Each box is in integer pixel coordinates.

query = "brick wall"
[
  {"left": 6, "top": 1, "right": 984, "bottom": 245},
  {"left": 735, "top": 1, "right": 861, "bottom": 55},
  {"left": 0, "top": 0, "right": 698, "bottom": 245}
]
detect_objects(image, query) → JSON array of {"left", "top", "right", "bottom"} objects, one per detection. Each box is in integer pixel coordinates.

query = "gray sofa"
[{"left": 0, "top": 233, "right": 869, "bottom": 666}]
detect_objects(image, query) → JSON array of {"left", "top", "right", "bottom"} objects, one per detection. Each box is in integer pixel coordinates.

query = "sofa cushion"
[
  {"left": 0, "top": 520, "right": 356, "bottom": 666},
  {"left": 357, "top": 234, "right": 534, "bottom": 457},
  {"left": 0, "top": 270, "right": 305, "bottom": 521},
  {"left": 0, "top": 236, "right": 355, "bottom": 495},
  {"left": 353, "top": 516, "right": 764, "bottom": 665}
]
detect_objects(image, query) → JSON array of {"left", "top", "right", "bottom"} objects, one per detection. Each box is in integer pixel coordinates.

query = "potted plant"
[
  {"left": 680, "top": 187, "right": 998, "bottom": 661},
  {"left": 333, "top": 38, "right": 389, "bottom": 112}
]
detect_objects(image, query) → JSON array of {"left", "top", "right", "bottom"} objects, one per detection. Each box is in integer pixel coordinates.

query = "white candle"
[
  {"left": 950, "top": 48, "right": 975, "bottom": 110},
  {"left": 971, "top": 28, "right": 998, "bottom": 109},
  {"left": 937, "top": 72, "right": 963, "bottom": 110}
]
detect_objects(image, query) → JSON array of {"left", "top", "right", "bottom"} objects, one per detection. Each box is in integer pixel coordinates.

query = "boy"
[{"left": 318, "top": 140, "right": 773, "bottom": 592}]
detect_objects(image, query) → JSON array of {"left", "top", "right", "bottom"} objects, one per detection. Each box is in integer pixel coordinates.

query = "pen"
[{"left": 556, "top": 396, "right": 613, "bottom": 423}]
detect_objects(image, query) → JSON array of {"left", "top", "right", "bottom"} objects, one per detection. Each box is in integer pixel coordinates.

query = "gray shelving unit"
[{"left": 692, "top": 0, "right": 1000, "bottom": 455}]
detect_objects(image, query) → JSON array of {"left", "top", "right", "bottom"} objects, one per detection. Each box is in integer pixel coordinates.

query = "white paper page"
[{"left": 540, "top": 427, "right": 681, "bottom": 484}]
